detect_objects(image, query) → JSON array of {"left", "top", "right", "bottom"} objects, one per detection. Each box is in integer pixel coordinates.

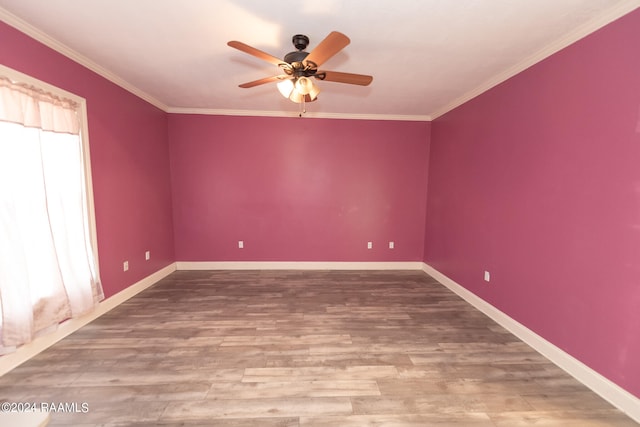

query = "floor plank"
[{"left": 0, "top": 270, "right": 636, "bottom": 426}]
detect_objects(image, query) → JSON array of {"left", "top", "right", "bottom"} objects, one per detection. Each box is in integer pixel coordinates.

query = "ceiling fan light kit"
[
  {"left": 277, "top": 77, "right": 319, "bottom": 101},
  {"left": 228, "top": 31, "right": 373, "bottom": 114}
]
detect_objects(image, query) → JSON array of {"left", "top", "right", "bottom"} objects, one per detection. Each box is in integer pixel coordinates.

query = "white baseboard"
[
  {"left": 421, "top": 262, "right": 640, "bottom": 423},
  {"left": 3, "top": 260, "right": 637, "bottom": 423},
  {"left": 176, "top": 261, "right": 424, "bottom": 270},
  {"left": 0, "top": 263, "right": 177, "bottom": 376}
]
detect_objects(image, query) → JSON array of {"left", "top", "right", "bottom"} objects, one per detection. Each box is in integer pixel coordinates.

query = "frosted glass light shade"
[
  {"left": 295, "top": 77, "right": 320, "bottom": 100},
  {"left": 277, "top": 79, "right": 294, "bottom": 98},
  {"left": 289, "top": 90, "right": 305, "bottom": 103},
  {"left": 295, "top": 77, "right": 312, "bottom": 94}
]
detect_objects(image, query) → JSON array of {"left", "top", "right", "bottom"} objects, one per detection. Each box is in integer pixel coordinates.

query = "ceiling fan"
[{"left": 227, "top": 31, "right": 373, "bottom": 106}]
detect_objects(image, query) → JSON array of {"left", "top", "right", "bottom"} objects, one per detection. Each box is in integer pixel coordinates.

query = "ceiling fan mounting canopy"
[{"left": 291, "top": 34, "right": 310, "bottom": 51}]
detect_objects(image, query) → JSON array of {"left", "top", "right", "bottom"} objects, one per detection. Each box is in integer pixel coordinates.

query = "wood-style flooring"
[{"left": 0, "top": 270, "right": 637, "bottom": 426}]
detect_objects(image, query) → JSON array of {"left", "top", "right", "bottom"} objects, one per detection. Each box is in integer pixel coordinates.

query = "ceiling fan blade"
[
  {"left": 304, "top": 31, "right": 350, "bottom": 67},
  {"left": 318, "top": 71, "right": 373, "bottom": 86},
  {"left": 238, "top": 75, "right": 289, "bottom": 88},
  {"left": 227, "top": 41, "right": 285, "bottom": 67}
]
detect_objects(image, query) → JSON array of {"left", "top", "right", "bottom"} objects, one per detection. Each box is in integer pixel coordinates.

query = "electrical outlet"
[
  {"left": 145, "top": 251, "right": 150, "bottom": 260},
  {"left": 238, "top": 240, "right": 244, "bottom": 249},
  {"left": 389, "top": 241, "right": 394, "bottom": 249},
  {"left": 367, "top": 242, "right": 373, "bottom": 249},
  {"left": 484, "top": 271, "right": 490, "bottom": 282},
  {"left": 123, "top": 261, "right": 129, "bottom": 272}
]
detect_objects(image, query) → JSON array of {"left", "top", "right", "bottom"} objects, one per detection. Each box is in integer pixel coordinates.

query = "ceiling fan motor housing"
[{"left": 284, "top": 50, "right": 309, "bottom": 65}]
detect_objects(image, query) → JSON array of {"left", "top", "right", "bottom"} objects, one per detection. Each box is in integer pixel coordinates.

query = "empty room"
[{"left": 0, "top": 1, "right": 639, "bottom": 426}]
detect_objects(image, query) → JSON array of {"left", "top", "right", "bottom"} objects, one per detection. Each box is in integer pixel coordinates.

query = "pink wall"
[
  {"left": 425, "top": 9, "right": 640, "bottom": 397},
  {"left": 0, "top": 22, "right": 175, "bottom": 297},
  {"left": 169, "top": 115, "right": 430, "bottom": 262},
  {"left": 5, "top": 4, "right": 637, "bottom": 401}
]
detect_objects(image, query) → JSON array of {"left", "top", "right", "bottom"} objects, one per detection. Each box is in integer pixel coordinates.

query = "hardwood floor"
[{"left": 0, "top": 270, "right": 637, "bottom": 426}]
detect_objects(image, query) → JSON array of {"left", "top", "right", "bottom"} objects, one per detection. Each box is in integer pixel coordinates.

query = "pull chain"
[{"left": 299, "top": 96, "right": 306, "bottom": 117}]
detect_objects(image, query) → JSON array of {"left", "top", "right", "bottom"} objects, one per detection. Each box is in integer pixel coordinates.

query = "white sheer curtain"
[{"left": 0, "top": 75, "right": 103, "bottom": 350}]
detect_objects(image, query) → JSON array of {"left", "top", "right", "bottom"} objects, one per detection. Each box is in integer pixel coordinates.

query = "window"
[{"left": 0, "top": 65, "right": 102, "bottom": 352}]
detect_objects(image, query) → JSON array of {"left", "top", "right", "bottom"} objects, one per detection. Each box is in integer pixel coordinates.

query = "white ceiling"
[{"left": 1, "top": 0, "right": 638, "bottom": 120}]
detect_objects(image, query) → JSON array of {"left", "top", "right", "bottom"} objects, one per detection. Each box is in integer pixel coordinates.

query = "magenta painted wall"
[
  {"left": 0, "top": 22, "right": 175, "bottom": 297},
  {"left": 4, "top": 4, "right": 638, "bottom": 402},
  {"left": 169, "top": 115, "right": 430, "bottom": 261},
  {"left": 425, "top": 9, "right": 640, "bottom": 397}
]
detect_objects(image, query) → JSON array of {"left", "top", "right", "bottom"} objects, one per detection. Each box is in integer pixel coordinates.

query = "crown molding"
[
  {"left": 5, "top": 0, "right": 636, "bottom": 122},
  {"left": 167, "top": 107, "right": 431, "bottom": 122},
  {"left": 0, "top": 7, "right": 169, "bottom": 112},
  {"left": 1, "top": 6, "right": 429, "bottom": 122},
  {"left": 430, "top": 0, "right": 640, "bottom": 119}
]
